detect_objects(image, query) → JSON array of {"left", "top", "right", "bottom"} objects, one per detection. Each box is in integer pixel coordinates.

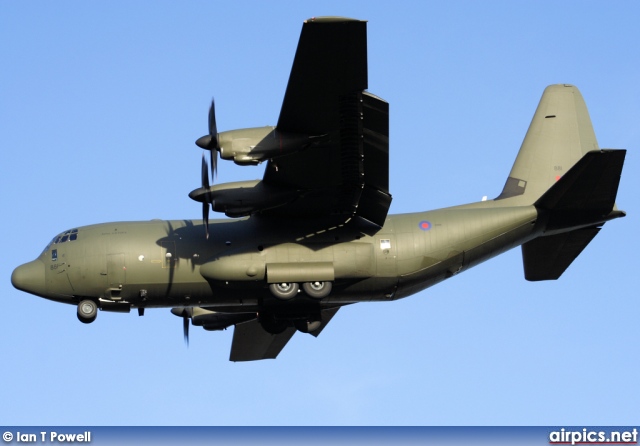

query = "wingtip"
[{"left": 304, "top": 16, "right": 364, "bottom": 24}]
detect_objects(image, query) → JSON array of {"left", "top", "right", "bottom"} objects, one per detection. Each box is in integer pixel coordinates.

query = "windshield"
[{"left": 42, "top": 228, "right": 79, "bottom": 254}]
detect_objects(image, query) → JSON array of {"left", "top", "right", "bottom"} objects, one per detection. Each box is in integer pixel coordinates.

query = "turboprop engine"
[
  {"left": 171, "top": 307, "right": 256, "bottom": 344},
  {"left": 202, "top": 126, "right": 324, "bottom": 166},
  {"left": 193, "top": 98, "right": 327, "bottom": 167}
]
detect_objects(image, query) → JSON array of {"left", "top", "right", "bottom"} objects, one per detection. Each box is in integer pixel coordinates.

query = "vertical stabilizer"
[{"left": 496, "top": 84, "right": 600, "bottom": 204}]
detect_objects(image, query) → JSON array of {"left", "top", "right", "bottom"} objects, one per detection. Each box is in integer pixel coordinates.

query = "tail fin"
[
  {"left": 496, "top": 84, "right": 600, "bottom": 204},
  {"left": 504, "top": 85, "right": 627, "bottom": 281}
]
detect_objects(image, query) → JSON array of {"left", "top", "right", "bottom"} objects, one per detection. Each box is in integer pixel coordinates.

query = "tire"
[
  {"left": 302, "top": 281, "right": 332, "bottom": 299},
  {"left": 77, "top": 299, "right": 98, "bottom": 324},
  {"left": 294, "top": 320, "right": 322, "bottom": 333},
  {"left": 269, "top": 282, "right": 299, "bottom": 300}
]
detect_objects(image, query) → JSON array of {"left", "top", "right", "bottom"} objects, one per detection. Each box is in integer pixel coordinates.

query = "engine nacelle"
[
  {"left": 198, "top": 314, "right": 257, "bottom": 331},
  {"left": 189, "top": 179, "right": 298, "bottom": 218},
  {"left": 176, "top": 307, "right": 256, "bottom": 331},
  {"left": 217, "top": 126, "right": 324, "bottom": 165}
]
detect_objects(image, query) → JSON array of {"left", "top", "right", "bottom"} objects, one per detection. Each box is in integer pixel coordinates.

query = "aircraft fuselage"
[{"left": 13, "top": 201, "right": 540, "bottom": 314}]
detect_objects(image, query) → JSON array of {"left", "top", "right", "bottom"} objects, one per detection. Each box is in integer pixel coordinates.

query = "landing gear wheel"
[
  {"left": 269, "top": 282, "right": 299, "bottom": 300},
  {"left": 77, "top": 299, "right": 97, "bottom": 324},
  {"left": 302, "top": 281, "right": 332, "bottom": 299},
  {"left": 294, "top": 320, "right": 322, "bottom": 333}
]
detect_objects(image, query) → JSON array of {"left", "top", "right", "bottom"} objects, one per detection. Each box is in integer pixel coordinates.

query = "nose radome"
[{"left": 11, "top": 260, "right": 46, "bottom": 297}]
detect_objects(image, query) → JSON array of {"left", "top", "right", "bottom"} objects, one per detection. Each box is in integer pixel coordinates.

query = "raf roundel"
[{"left": 419, "top": 220, "right": 432, "bottom": 231}]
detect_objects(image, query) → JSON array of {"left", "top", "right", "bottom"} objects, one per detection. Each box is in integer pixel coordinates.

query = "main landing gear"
[
  {"left": 77, "top": 299, "right": 98, "bottom": 324},
  {"left": 269, "top": 281, "right": 332, "bottom": 300},
  {"left": 258, "top": 312, "right": 323, "bottom": 335}
]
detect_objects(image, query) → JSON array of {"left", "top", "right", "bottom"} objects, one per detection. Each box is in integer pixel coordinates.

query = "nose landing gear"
[{"left": 77, "top": 299, "right": 98, "bottom": 324}]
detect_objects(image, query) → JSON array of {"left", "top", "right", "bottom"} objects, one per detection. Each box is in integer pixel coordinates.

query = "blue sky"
[{"left": 1, "top": 1, "right": 638, "bottom": 426}]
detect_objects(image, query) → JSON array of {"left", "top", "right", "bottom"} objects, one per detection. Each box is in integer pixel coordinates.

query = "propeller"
[
  {"left": 196, "top": 99, "right": 220, "bottom": 239},
  {"left": 195, "top": 98, "right": 219, "bottom": 183},
  {"left": 171, "top": 307, "right": 192, "bottom": 347}
]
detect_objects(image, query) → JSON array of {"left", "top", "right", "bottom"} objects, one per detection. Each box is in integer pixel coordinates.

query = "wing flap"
[{"left": 264, "top": 91, "right": 391, "bottom": 233}]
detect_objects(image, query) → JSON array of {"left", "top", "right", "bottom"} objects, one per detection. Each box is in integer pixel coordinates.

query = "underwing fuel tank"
[{"left": 216, "top": 126, "right": 326, "bottom": 165}]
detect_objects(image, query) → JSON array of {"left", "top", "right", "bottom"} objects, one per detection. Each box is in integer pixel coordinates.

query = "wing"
[
  {"left": 200, "top": 18, "right": 391, "bottom": 235},
  {"left": 263, "top": 17, "right": 391, "bottom": 235},
  {"left": 229, "top": 307, "right": 341, "bottom": 361},
  {"left": 276, "top": 17, "right": 368, "bottom": 134},
  {"left": 230, "top": 320, "right": 296, "bottom": 362}
]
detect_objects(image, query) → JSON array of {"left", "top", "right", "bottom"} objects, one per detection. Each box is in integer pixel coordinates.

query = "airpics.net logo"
[{"left": 549, "top": 428, "right": 638, "bottom": 445}]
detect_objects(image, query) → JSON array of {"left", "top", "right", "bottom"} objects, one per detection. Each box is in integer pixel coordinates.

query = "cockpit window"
[{"left": 43, "top": 228, "right": 79, "bottom": 254}]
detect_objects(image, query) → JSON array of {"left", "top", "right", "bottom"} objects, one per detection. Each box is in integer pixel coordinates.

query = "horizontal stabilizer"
[
  {"left": 522, "top": 226, "right": 600, "bottom": 281},
  {"left": 535, "top": 149, "right": 626, "bottom": 215},
  {"left": 523, "top": 149, "right": 625, "bottom": 281}
]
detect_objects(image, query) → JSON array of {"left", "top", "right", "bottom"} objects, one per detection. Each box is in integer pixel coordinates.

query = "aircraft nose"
[{"left": 11, "top": 259, "right": 47, "bottom": 297}]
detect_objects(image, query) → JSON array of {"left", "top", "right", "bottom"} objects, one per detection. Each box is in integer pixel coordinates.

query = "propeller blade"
[
  {"left": 208, "top": 98, "right": 218, "bottom": 145},
  {"left": 183, "top": 314, "right": 189, "bottom": 347},
  {"left": 208, "top": 98, "right": 219, "bottom": 182},
  {"left": 171, "top": 307, "right": 191, "bottom": 347},
  {"left": 201, "top": 153, "right": 210, "bottom": 190},
  {"left": 210, "top": 147, "right": 217, "bottom": 184},
  {"left": 201, "top": 154, "right": 211, "bottom": 239},
  {"left": 202, "top": 202, "right": 210, "bottom": 240}
]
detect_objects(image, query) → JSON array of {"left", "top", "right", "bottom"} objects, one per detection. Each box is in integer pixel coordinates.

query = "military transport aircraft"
[{"left": 11, "top": 17, "right": 626, "bottom": 361}]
